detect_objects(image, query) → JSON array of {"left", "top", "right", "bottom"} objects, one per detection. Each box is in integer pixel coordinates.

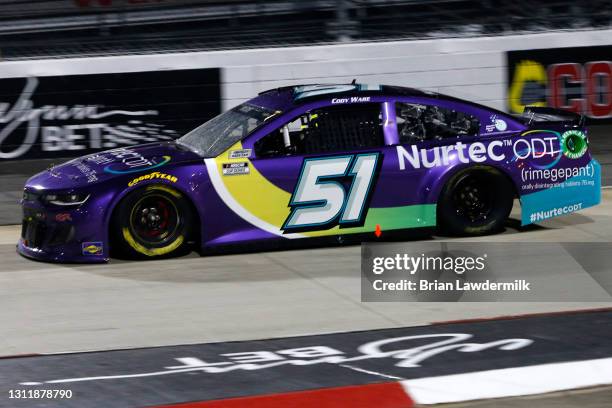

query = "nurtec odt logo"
[{"left": 561, "top": 130, "right": 588, "bottom": 159}]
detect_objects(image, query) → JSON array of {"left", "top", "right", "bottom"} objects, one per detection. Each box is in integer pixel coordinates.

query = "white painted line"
[
  {"left": 339, "top": 364, "right": 405, "bottom": 381},
  {"left": 400, "top": 357, "right": 612, "bottom": 405}
]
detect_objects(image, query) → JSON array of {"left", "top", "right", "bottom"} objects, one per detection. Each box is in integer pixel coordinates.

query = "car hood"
[{"left": 25, "top": 142, "right": 202, "bottom": 191}]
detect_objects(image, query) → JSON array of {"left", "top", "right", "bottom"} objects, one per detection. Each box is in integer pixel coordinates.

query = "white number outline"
[{"left": 282, "top": 153, "right": 381, "bottom": 232}]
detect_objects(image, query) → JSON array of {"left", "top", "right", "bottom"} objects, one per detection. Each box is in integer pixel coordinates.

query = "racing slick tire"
[
  {"left": 437, "top": 167, "right": 514, "bottom": 236},
  {"left": 111, "top": 185, "right": 193, "bottom": 258}
]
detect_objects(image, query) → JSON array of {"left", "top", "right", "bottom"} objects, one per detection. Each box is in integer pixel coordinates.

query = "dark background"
[{"left": 0, "top": 68, "right": 221, "bottom": 161}]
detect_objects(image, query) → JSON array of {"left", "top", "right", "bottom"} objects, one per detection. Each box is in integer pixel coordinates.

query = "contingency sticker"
[
  {"left": 228, "top": 149, "right": 252, "bottom": 159},
  {"left": 82, "top": 242, "right": 103, "bottom": 256},
  {"left": 222, "top": 162, "right": 250, "bottom": 176}
]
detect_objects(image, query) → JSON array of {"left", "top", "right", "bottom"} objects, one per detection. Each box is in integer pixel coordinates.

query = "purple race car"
[{"left": 18, "top": 84, "right": 601, "bottom": 263}]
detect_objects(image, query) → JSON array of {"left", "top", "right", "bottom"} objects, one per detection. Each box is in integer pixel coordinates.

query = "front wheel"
[
  {"left": 111, "top": 185, "right": 192, "bottom": 258},
  {"left": 437, "top": 167, "right": 514, "bottom": 236}
]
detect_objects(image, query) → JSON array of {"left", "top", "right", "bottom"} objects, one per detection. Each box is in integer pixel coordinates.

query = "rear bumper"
[{"left": 521, "top": 158, "right": 601, "bottom": 225}]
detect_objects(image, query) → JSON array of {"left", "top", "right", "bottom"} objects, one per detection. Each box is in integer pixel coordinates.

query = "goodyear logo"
[
  {"left": 128, "top": 172, "right": 178, "bottom": 187},
  {"left": 82, "top": 242, "right": 103, "bottom": 256}
]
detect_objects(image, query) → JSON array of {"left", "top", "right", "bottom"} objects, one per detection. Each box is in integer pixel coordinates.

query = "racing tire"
[
  {"left": 437, "top": 167, "right": 514, "bottom": 236},
  {"left": 111, "top": 185, "right": 193, "bottom": 259}
]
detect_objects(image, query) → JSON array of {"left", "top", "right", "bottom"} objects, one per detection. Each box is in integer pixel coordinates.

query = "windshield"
[{"left": 178, "top": 103, "right": 277, "bottom": 157}]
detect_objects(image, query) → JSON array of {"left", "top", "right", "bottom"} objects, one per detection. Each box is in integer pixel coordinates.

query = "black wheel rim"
[
  {"left": 451, "top": 175, "right": 493, "bottom": 223},
  {"left": 129, "top": 194, "right": 180, "bottom": 245}
]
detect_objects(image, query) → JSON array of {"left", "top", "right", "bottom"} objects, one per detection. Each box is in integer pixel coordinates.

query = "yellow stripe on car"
[{"left": 209, "top": 142, "right": 434, "bottom": 238}]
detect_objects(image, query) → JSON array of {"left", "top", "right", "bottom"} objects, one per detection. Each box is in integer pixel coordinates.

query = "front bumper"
[
  {"left": 17, "top": 196, "right": 110, "bottom": 263},
  {"left": 17, "top": 239, "right": 108, "bottom": 263}
]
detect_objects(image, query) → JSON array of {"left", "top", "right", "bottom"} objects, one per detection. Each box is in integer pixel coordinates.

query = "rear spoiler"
[{"left": 522, "top": 106, "right": 585, "bottom": 127}]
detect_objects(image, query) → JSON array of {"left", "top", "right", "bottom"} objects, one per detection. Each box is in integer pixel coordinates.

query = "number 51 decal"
[{"left": 282, "top": 153, "right": 381, "bottom": 232}]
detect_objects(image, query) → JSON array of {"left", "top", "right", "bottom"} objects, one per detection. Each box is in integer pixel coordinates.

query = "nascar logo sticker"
[{"left": 222, "top": 162, "right": 250, "bottom": 176}]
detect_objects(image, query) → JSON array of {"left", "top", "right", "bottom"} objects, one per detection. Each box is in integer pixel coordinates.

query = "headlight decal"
[{"left": 42, "top": 193, "right": 90, "bottom": 206}]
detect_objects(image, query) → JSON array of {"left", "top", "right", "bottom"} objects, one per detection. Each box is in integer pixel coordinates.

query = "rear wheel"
[
  {"left": 437, "top": 167, "right": 514, "bottom": 236},
  {"left": 111, "top": 185, "right": 192, "bottom": 258}
]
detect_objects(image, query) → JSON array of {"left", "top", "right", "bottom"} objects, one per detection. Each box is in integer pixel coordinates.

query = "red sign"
[{"left": 507, "top": 45, "right": 612, "bottom": 122}]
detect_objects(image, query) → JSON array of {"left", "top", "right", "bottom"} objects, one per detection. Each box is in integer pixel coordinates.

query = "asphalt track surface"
[
  {"left": 1, "top": 310, "right": 611, "bottom": 407},
  {"left": 1, "top": 190, "right": 612, "bottom": 357}
]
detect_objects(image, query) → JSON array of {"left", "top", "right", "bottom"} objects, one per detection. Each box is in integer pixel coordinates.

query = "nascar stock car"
[{"left": 18, "top": 84, "right": 601, "bottom": 262}]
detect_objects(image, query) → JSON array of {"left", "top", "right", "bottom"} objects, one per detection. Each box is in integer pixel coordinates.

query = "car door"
[{"left": 221, "top": 99, "right": 436, "bottom": 238}]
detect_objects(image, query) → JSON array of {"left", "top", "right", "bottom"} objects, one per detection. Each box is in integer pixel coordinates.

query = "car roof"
[
  {"left": 251, "top": 83, "right": 501, "bottom": 116},
  {"left": 257, "top": 83, "right": 435, "bottom": 103}
]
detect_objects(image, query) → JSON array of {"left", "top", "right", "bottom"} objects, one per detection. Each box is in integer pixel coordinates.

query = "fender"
[
  {"left": 422, "top": 162, "right": 520, "bottom": 207},
  {"left": 103, "top": 164, "right": 207, "bottom": 252}
]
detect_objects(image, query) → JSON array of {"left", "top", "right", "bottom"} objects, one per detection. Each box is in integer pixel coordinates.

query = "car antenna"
[{"left": 351, "top": 78, "right": 357, "bottom": 85}]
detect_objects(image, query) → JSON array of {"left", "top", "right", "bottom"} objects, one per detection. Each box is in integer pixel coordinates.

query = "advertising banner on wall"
[
  {"left": 0, "top": 68, "right": 220, "bottom": 161},
  {"left": 507, "top": 45, "right": 612, "bottom": 123}
]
